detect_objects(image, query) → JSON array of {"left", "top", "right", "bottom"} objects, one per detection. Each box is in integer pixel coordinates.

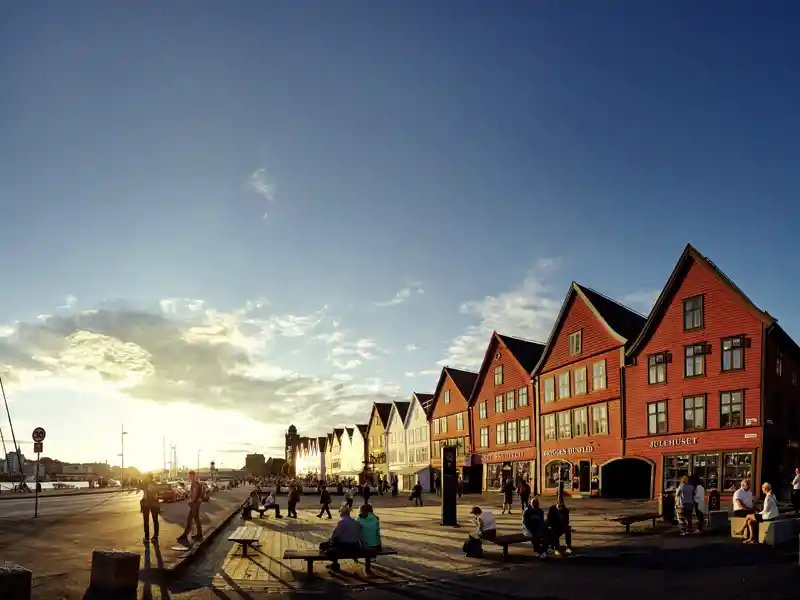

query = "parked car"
[{"left": 155, "top": 483, "right": 179, "bottom": 503}]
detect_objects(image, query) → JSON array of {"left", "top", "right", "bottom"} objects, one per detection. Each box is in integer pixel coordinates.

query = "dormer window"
[{"left": 569, "top": 331, "right": 582, "bottom": 355}]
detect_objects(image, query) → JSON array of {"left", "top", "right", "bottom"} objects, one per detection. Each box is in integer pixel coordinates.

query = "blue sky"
[{"left": 1, "top": 1, "right": 798, "bottom": 470}]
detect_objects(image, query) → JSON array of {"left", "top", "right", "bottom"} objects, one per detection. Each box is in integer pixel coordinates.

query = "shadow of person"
[{"left": 140, "top": 543, "right": 169, "bottom": 600}]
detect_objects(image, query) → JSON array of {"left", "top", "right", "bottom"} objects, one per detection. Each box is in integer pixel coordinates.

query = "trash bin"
[
  {"left": 659, "top": 491, "right": 676, "bottom": 523},
  {"left": 708, "top": 489, "right": 721, "bottom": 512}
]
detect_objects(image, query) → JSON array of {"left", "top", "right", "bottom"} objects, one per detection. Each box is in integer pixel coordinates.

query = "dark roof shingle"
[
  {"left": 393, "top": 401, "right": 410, "bottom": 422},
  {"left": 356, "top": 424, "right": 368, "bottom": 437},
  {"left": 374, "top": 402, "right": 393, "bottom": 426},
  {"left": 446, "top": 368, "right": 479, "bottom": 399},
  {"left": 497, "top": 334, "right": 546, "bottom": 373},
  {"left": 575, "top": 284, "right": 646, "bottom": 347}
]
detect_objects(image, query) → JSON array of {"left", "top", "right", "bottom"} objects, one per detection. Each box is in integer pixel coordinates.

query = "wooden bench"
[
  {"left": 485, "top": 533, "right": 533, "bottom": 558},
  {"left": 228, "top": 525, "right": 263, "bottom": 556},
  {"left": 283, "top": 546, "right": 397, "bottom": 576},
  {"left": 607, "top": 513, "right": 661, "bottom": 533}
]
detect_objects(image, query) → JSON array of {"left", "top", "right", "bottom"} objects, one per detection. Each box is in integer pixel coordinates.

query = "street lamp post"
[
  {"left": 197, "top": 450, "right": 200, "bottom": 475},
  {"left": 120, "top": 425, "right": 128, "bottom": 485}
]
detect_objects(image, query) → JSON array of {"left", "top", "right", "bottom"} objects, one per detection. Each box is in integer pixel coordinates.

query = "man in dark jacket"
[
  {"left": 546, "top": 499, "right": 573, "bottom": 555},
  {"left": 317, "top": 485, "right": 332, "bottom": 519},
  {"left": 287, "top": 484, "right": 300, "bottom": 518},
  {"left": 518, "top": 479, "right": 531, "bottom": 511}
]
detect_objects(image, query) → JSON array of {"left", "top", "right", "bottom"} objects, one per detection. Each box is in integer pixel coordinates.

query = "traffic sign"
[
  {"left": 32, "top": 427, "right": 46, "bottom": 443},
  {"left": 33, "top": 441, "right": 43, "bottom": 453}
]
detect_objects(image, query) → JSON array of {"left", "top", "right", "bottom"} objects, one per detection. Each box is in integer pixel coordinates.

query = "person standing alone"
[
  {"left": 176, "top": 471, "right": 203, "bottom": 547},
  {"left": 141, "top": 474, "right": 160, "bottom": 543},
  {"left": 792, "top": 468, "right": 800, "bottom": 514},
  {"left": 317, "top": 485, "right": 332, "bottom": 519}
]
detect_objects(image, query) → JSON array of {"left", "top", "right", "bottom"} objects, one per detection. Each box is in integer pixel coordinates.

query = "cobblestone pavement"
[{"left": 175, "top": 492, "right": 789, "bottom": 595}]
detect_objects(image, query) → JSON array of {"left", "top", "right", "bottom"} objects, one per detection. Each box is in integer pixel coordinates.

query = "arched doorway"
[
  {"left": 544, "top": 460, "right": 572, "bottom": 492},
  {"left": 601, "top": 457, "right": 653, "bottom": 499}
]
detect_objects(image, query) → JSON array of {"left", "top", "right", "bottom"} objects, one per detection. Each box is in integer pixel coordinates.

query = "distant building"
[{"left": 245, "top": 453, "right": 266, "bottom": 476}]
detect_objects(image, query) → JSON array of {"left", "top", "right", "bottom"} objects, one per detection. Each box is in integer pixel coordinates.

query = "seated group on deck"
[
  {"left": 731, "top": 479, "right": 780, "bottom": 543},
  {"left": 242, "top": 489, "right": 283, "bottom": 519},
  {"left": 319, "top": 503, "right": 383, "bottom": 572},
  {"left": 464, "top": 496, "right": 573, "bottom": 559}
]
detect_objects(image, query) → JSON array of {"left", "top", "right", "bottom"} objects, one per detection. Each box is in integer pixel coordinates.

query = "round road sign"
[{"left": 32, "top": 427, "right": 46, "bottom": 443}]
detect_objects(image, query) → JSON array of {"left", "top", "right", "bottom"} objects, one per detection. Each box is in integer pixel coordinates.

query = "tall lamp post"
[
  {"left": 196, "top": 450, "right": 200, "bottom": 475},
  {"left": 120, "top": 425, "right": 128, "bottom": 486}
]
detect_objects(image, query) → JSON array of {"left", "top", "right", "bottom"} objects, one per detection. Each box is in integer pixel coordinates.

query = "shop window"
[
  {"left": 558, "top": 372, "right": 570, "bottom": 399},
  {"left": 545, "top": 461, "right": 571, "bottom": 489},
  {"left": 683, "top": 295, "right": 704, "bottom": 331},
  {"left": 648, "top": 352, "right": 668, "bottom": 384},
  {"left": 663, "top": 455, "right": 690, "bottom": 492},
  {"left": 495, "top": 395, "right": 504, "bottom": 414},
  {"left": 591, "top": 403, "right": 609, "bottom": 435},
  {"left": 557, "top": 411, "right": 572, "bottom": 439},
  {"left": 574, "top": 367, "right": 587, "bottom": 395},
  {"left": 544, "top": 377, "right": 555, "bottom": 403},
  {"left": 496, "top": 423, "right": 506, "bottom": 445},
  {"left": 692, "top": 453, "right": 719, "bottom": 490},
  {"left": 647, "top": 400, "right": 668, "bottom": 435},
  {"left": 479, "top": 401, "right": 487, "bottom": 419},
  {"left": 486, "top": 463, "right": 504, "bottom": 490},
  {"left": 592, "top": 360, "right": 607, "bottom": 390},
  {"left": 494, "top": 365, "right": 504, "bottom": 385},
  {"left": 456, "top": 412, "right": 464, "bottom": 430},
  {"left": 518, "top": 386, "right": 529, "bottom": 407},
  {"left": 683, "top": 395, "right": 706, "bottom": 431},
  {"left": 722, "top": 452, "right": 753, "bottom": 492},
  {"left": 722, "top": 337, "right": 744, "bottom": 372},
  {"left": 685, "top": 344, "right": 709, "bottom": 378},
  {"left": 507, "top": 420, "right": 518, "bottom": 444},
  {"left": 720, "top": 390, "right": 743, "bottom": 427},
  {"left": 543, "top": 414, "right": 557, "bottom": 441},
  {"left": 572, "top": 407, "right": 588, "bottom": 437},
  {"left": 505, "top": 391, "right": 515, "bottom": 411},
  {"left": 519, "top": 417, "right": 531, "bottom": 442},
  {"left": 479, "top": 427, "right": 488, "bottom": 448}
]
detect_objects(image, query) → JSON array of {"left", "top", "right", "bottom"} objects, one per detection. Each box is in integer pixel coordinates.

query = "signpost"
[{"left": 32, "top": 427, "right": 46, "bottom": 518}]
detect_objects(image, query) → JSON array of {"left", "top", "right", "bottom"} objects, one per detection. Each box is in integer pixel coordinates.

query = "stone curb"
[{"left": 0, "top": 487, "right": 128, "bottom": 502}]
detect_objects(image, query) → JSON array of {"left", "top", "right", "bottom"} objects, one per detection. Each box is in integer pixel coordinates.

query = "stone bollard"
[
  {"left": 0, "top": 561, "right": 32, "bottom": 600},
  {"left": 88, "top": 550, "right": 140, "bottom": 595}
]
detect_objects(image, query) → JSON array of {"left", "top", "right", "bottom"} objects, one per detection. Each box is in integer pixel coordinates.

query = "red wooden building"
[
  {"left": 429, "top": 366, "right": 479, "bottom": 491},
  {"left": 624, "top": 244, "right": 800, "bottom": 499},
  {"left": 469, "top": 333, "right": 544, "bottom": 493},
  {"left": 533, "top": 284, "right": 645, "bottom": 497}
]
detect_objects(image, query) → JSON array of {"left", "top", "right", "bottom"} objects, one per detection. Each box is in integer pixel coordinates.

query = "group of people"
[
  {"left": 465, "top": 496, "right": 573, "bottom": 559},
  {"left": 731, "top": 478, "right": 779, "bottom": 543},
  {"left": 138, "top": 470, "right": 207, "bottom": 547},
  {"left": 320, "top": 503, "right": 383, "bottom": 573}
]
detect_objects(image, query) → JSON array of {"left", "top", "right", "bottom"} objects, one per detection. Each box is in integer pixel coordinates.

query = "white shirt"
[
  {"left": 733, "top": 487, "right": 754, "bottom": 511},
  {"left": 477, "top": 511, "right": 497, "bottom": 534},
  {"left": 265, "top": 494, "right": 276, "bottom": 505},
  {"left": 760, "top": 492, "right": 779, "bottom": 520},
  {"left": 792, "top": 474, "right": 800, "bottom": 490},
  {"left": 693, "top": 484, "right": 706, "bottom": 512}
]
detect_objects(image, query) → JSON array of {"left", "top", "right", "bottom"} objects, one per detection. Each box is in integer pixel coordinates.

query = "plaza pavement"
[{"left": 173, "top": 491, "right": 799, "bottom": 597}]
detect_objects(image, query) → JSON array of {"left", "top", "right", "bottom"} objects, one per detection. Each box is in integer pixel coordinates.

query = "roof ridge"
[
  {"left": 442, "top": 365, "right": 479, "bottom": 374},
  {"left": 497, "top": 332, "right": 547, "bottom": 345},
  {"left": 575, "top": 282, "right": 647, "bottom": 318}
]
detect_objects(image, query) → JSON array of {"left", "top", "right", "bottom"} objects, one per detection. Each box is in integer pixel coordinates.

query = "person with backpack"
[
  {"left": 317, "top": 485, "right": 332, "bottom": 519},
  {"left": 140, "top": 474, "right": 160, "bottom": 543},
  {"left": 518, "top": 478, "right": 531, "bottom": 511},
  {"left": 501, "top": 477, "right": 515, "bottom": 514}
]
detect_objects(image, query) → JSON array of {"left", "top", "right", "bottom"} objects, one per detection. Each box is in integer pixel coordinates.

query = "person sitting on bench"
[
  {"left": 742, "top": 482, "right": 778, "bottom": 544},
  {"left": 319, "top": 505, "right": 364, "bottom": 572},
  {"left": 546, "top": 498, "right": 573, "bottom": 555},
  {"left": 522, "top": 497, "right": 548, "bottom": 558},
  {"left": 262, "top": 491, "right": 282, "bottom": 518},
  {"left": 733, "top": 479, "right": 755, "bottom": 536},
  {"left": 463, "top": 506, "right": 497, "bottom": 558}
]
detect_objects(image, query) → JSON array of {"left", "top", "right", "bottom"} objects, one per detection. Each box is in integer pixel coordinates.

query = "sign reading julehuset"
[{"left": 649, "top": 437, "right": 699, "bottom": 448}]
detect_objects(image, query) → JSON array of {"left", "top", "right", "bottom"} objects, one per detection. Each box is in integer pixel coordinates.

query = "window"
[
  {"left": 683, "top": 295, "right": 704, "bottom": 331},
  {"left": 432, "top": 442, "right": 440, "bottom": 459},
  {"left": 507, "top": 420, "right": 518, "bottom": 444},
  {"left": 422, "top": 427, "right": 427, "bottom": 441},
  {"left": 456, "top": 412, "right": 464, "bottom": 430},
  {"left": 558, "top": 372, "right": 570, "bottom": 399},
  {"left": 574, "top": 367, "right": 587, "bottom": 395},
  {"left": 494, "top": 365, "right": 504, "bottom": 385},
  {"left": 543, "top": 414, "right": 557, "bottom": 441},
  {"left": 479, "top": 401, "right": 487, "bottom": 419},
  {"left": 495, "top": 395, "right": 504, "bottom": 414},
  {"left": 683, "top": 395, "right": 706, "bottom": 430},
  {"left": 496, "top": 423, "right": 506, "bottom": 445},
  {"left": 684, "top": 344, "right": 707, "bottom": 377},
  {"left": 443, "top": 390, "right": 450, "bottom": 404},
  {"left": 722, "top": 337, "right": 744, "bottom": 372},
  {"left": 479, "top": 426, "right": 489, "bottom": 448},
  {"left": 519, "top": 418, "right": 530, "bottom": 442},
  {"left": 663, "top": 455, "right": 690, "bottom": 492},
  {"left": 557, "top": 411, "right": 572, "bottom": 439},
  {"left": 572, "top": 407, "right": 588, "bottom": 437},
  {"left": 545, "top": 461, "right": 571, "bottom": 489},
  {"left": 414, "top": 428, "right": 421, "bottom": 443},
  {"left": 591, "top": 403, "right": 609, "bottom": 435},
  {"left": 722, "top": 452, "right": 753, "bottom": 492},
  {"left": 544, "top": 378, "right": 555, "bottom": 403},
  {"left": 648, "top": 352, "right": 667, "bottom": 384},
  {"left": 433, "top": 419, "right": 439, "bottom": 435},
  {"left": 777, "top": 349, "right": 783, "bottom": 377},
  {"left": 692, "top": 453, "right": 719, "bottom": 490},
  {"left": 592, "top": 360, "right": 607, "bottom": 390},
  {"left": 391, "top": 432, "right": 396, "bottom": 443},
  {"left": 517, "top": 387, "right": 528, "bottom": 407},
  {"left": 500, "top": 391, "right": 512, "bottom": 412},
  {"left": 720, "top": 390, "right": 743, "bottom": 427},
  {"left": 569, "top": 330, "right": 582, "bottom": 355},
  {"left": 647, "top": 400, "right": 668, "bottom": 434},
  {"left": 440, "top": 416, "right": 448, "bottom": 433}
]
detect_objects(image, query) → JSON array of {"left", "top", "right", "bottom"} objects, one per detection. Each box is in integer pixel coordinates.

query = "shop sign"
[
  {"left": 745, "top": 418, "right": 758, "bottom": 425},
  {"left": 542, "top": 446, "right": 594, "bottom": 457},
  {"left": 650, "top": 437, "right": 698, "bottom": 448},
  {"left": 744, "top": 433, "right": 758, "bottom": 439},
  {"left": 480, "top": 450, "right": 524, "bottom": 462}
]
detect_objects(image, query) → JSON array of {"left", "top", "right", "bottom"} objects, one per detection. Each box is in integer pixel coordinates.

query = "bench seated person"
[
  {"left": 318, "top": 505, "right": 367, "bottom": 573},
  {"left": 242, "top": 490, "right": 282, "bottom": 520}
]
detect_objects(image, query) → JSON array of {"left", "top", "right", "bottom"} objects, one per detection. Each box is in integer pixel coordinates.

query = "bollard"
[
  {"left": 0, "top": 561, "right": 32, "bottom": 600},
  {"left": 89, "top": 550, "right": 140, "bottom": 594}
]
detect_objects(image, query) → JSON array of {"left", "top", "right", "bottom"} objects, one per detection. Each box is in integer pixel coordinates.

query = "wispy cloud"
[
  {"left": 374, "top": 283, "right": 424, "bottom": 308},
  {"left": 248, "top": 168, "right": 277, "bottom": 219},
  {"left": 439, "top": 258, "right": 561, "bottom": 369},
  {"left": 59, "top": 295, "right": 78, "bottom": 309},
  {"left": 621, "top": 290, "right": 659, "bottom": 314},
  {"left": 404, "top": 343, "right": 419, "bottom": 352}
]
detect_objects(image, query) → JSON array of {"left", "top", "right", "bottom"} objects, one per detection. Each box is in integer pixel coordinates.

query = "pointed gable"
[
  {"left": 468, "top": 332, "right": 544, "bottom": 405},
  {"left": 356, "top": 424, "right": 368, "bottom": 438},
  {"left": 533, "top": 283, "right": 645, "bottom": 375},
  {"left": 626, "top": 244, "right": 774, "bottom": 360},
  {"left": 317, "top": 436, "right": 327, "bottom": 452},
  {"left": 333, "top": 428, "right": 344, "bottom": 443},
  {"left": 394, "top": 401, "right": 410, "bottom": 422},
  {"left": 345, "top": 427, "right": 354, "bottom": 440},
  {"left": 430, "top": 366, "right": 479, "bottom": 416}
]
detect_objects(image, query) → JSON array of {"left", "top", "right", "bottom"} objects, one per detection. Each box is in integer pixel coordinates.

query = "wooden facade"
[{"left": 366, "top": 403, "right": 392, "bottom": 478}]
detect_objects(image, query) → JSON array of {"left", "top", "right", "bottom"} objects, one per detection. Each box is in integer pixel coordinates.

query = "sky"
[{"left": 1, "top": 1, "right": 799, "bottom": 472}]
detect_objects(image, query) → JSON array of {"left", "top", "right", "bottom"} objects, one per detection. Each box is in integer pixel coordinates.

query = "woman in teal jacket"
[{"left": 357, "top": 503, "right": 382, "bottom": 549}]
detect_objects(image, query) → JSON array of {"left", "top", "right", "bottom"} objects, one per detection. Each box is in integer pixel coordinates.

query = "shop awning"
[{"left": 393, "top": 465, "right": 429, "bottom": 476}]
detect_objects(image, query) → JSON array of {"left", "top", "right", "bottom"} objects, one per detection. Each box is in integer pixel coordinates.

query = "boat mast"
[{"left": 0, "top": 376, "right": 25, "bottom": 486}]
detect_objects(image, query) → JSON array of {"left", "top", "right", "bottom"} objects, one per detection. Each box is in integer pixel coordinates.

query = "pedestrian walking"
[
  {"left": 792, "top": 468, "right": 800, "bottom": 514},
  {"left": 518, "top": 478, "right": 531, "bottom": 511},
  {"left": 692, "top": 475, "right": 706, "bottom": 534},
  {"left": 675, "top": 475, "right": 695, "bottom": 535},
  {"left": 410, "top": 480, "right": 424, "bottom": 506},
  {"left": 434, "top": 472, "right": 441, "bottom": 497},
  {"left": 317, "top": 485, "right": 332, "bottom": 519},
  {"left": 176, "top": 471, "right": 204, "bottom": 547},
  {"left": 501, "top": 478, "right": 515, "bottom": 514},
  {"left": 288, "top": 484, "right": 300, "bottom": 518},
  {"left": 457, "top": 475, "right": 464, "bottom": 499},
  {"left": 140, "top": 474, "right": 160, "bottom": 543},
  {"left": 362, "top": 481, "right": 372, "bottom": 504},
  {"left": 344, "top": 485, "right": 355, "bottom": 509}
]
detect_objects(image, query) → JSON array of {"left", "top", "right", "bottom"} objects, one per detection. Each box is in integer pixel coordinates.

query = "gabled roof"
[
  {"left": 317, "top": 436, "right": 327, "bottom": 452},
  {"left": 345, "top": 427, "right": 354, "bottom": 440},
  {"left": 333, "top": 428, "right": 344, "bottom": 443},
  {"left": 370, "top": 402, "right": 393, "bottom": 429},
  {"left": 405, "top": 392, "right": 434, "bottom": 427},
  {"left": 532, "top": 283, "right": 645, "bottom": 374},
  {"left": 430, "top": 366, "right": 479, "bottom": 415},
  {"left": 394, "top": 401, "right": 410, "bottom": 422},
  {"left": 467, "top": 332, "right": 544, "bottom": 405},
  {"left": 626, "top": 243, "right": 775, "bottom": 358},
  {"left": 417, "top": 393, "right": 435, "bottom": 417},
  {"left": 356, "top": 424, "right": 368, "bottom": 438}
]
